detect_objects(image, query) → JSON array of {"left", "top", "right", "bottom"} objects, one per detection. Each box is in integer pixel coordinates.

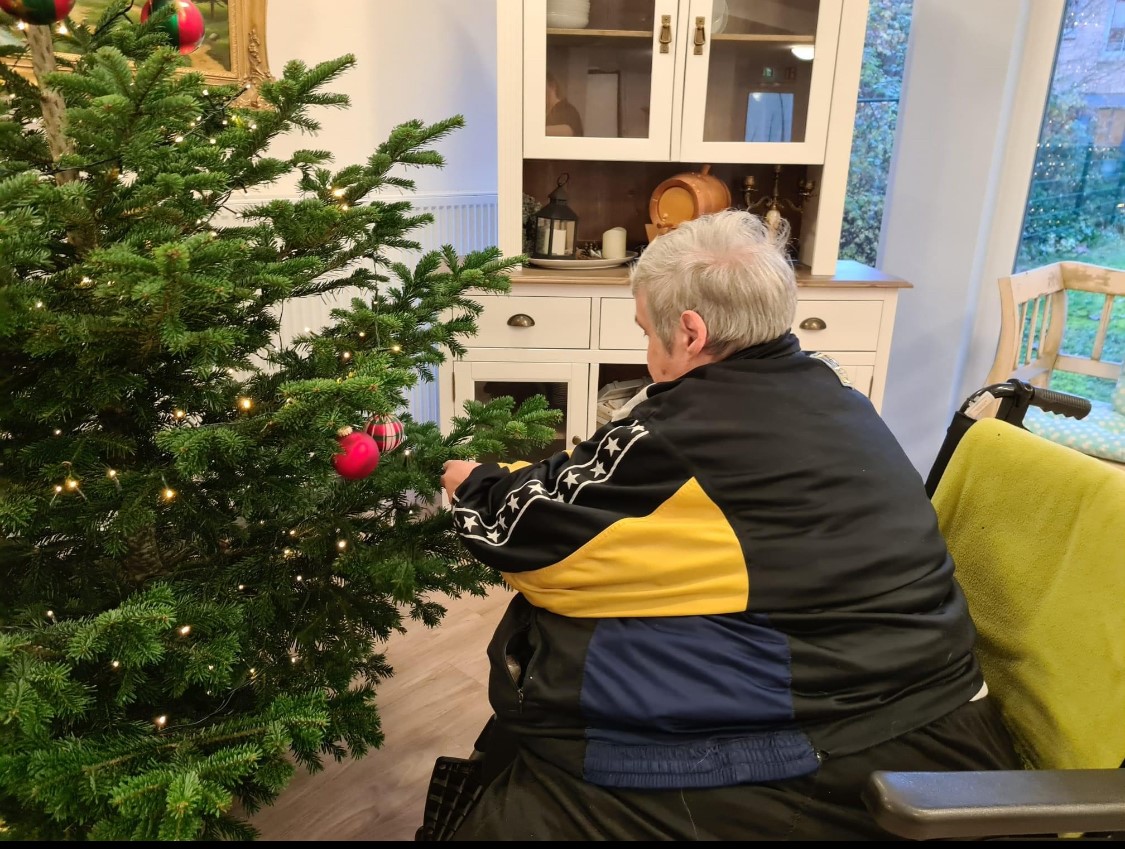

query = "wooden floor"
[{"left": 247, "top": 587, "right": 513, "bottom": 841}]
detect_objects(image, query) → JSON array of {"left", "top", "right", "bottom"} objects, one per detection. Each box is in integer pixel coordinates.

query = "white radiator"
[{"left": 230, "top": 192, "right": 499, "bottom": 423}]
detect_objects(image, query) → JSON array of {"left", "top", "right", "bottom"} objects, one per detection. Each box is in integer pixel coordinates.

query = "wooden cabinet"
[
  {"left": 438, "top": 0, "right": 911, "bottom": 454},
  {"left": 524, "top": 0, "right": 845, "bottom": 165}
]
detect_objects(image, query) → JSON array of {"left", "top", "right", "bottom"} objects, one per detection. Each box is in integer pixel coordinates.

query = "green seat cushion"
[{"left": 1025, "top": 402, "right": 1125, "bottom": 464}]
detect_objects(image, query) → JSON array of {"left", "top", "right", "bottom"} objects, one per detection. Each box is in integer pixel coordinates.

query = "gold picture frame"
[{"left": 0, "top": 0, "right": 270, "bottom": 98}]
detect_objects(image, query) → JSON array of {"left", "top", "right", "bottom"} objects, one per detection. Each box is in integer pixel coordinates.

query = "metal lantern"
[{"left": 533, "top": 174, "right": 579, "bottom": 259}]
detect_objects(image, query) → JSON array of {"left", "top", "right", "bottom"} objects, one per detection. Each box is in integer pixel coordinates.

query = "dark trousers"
[{"left": 452, "top": 697, "right": 1022, "bottom": 841}]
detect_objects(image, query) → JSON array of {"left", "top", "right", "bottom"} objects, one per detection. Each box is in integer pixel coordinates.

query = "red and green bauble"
[
  {"left": 140, "top": 0, "right": 205, "bottom": 55},
  {"left": 333, "top": 428, "right": 381, "bottom": 481},
  {"left": 364, "top": 414, "right": 406, "bottom": 454},
  {"left": 0, "top": 0, "right": 76, "bottom": 25}
]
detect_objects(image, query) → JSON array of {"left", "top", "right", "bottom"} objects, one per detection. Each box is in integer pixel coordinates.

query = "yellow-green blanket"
[{"left": 933, "top": 418, "right": 1125, "bottom": 770}]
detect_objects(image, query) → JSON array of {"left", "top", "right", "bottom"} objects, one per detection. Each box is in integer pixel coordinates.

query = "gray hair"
[{"left": 630, "top": 210, "right": 798, "bottom": 356}]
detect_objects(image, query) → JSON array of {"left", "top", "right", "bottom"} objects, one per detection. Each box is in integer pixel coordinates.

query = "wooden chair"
[{"left": 986, "top": 261, "right": 1125, "bottom": 468}]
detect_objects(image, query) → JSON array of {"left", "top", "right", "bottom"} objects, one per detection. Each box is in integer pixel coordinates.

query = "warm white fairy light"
[
  {"left": 54, "top": 484, "right": 63, "bottom": 494},
  {"left": 209, "top": 137, "right": 217, "bottom": 145},
  {"left": 237, "top": 583, "right": 246, "bottom": 591},
  {"left": 52, "top": 428, "right": 61, "bottom": 435},
  {"left": 65, "top": 478, "right": 79, "bottom": 491},
  {"left": 178, "top": 625, "right": 191, "bottom": 636},
  {"left": 202, "top": 88, "right": 209, "bottom": 96},
  {"left": 222, "top": 119, "right": 229, "bottom": 126},
  {"left": 332, "top": 187, "right": 346, "bottom": 198},
  {"left": 357, "top": 331, "right": 366, "bottom": 338},
  {"left": 162, "top": 487, "right": 176, "bottom": 501},
  {"left": 249, "top": 121, "right": 257, "bottom": 130},
  {"left": 403, "top": 448, "right": 413, "bottom": 457},
  {"left": 111, "top": 660, "right": 120, "bottom": 669},
  {"left": 207, "top": 664, "right": 215, "bottom": 671},
  {"left": 174, "top": 135, "right": 184, "bottom": 144},
  {"left": 289, "top": 529, "right": 298, "bottom": 537},
  {"left": 154, "top": 715, "right": 167, "bottom": 729},
  {"left": 336, "top": 539, "right": 347, "bottom": 550},
  {"left": 390, "top": 344, "right": 402, "bottom": 353},
  {"left": 173, "top": 409, "right": 186, "bottom": 420},
  {"left": 237, "top": 397, "right": 253, "bottom": 411},
  {"left": 107, "top": 469, "right": 117, "bottom": 478},
  {"left": 339, "top": 203, "right": 349, "bottom": 211},
  {"left": 283, "top": 548, "right": 294, "bottom": 558},
  {"left": 340, "top": 351, "right": 351, "bottom": 361},
  {"left": 295, "top": 574, "right": 303, "bottom": 582},
  {"left": 35, "top": 301, "right": 44, "bottom": 309},
  {"left": 16, "top": 21, "right": 26, "bottom": 31},
  {"left": 56, "top": 23, "right": 67, "bottom": 34},
  {"left": 81, "top": 276, "right": 91, "bottom": 284},
  {"left": 46, "top": 610, "right": 55, "bottom": 619}
]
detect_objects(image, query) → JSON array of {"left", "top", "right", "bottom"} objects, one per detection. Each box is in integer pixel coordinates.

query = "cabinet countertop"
[{"left": 506, "top": 260, "right": 912, "bottom": 289}]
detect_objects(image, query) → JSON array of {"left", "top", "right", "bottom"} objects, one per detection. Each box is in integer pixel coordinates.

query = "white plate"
[{"left": 528, "top": 251, "right": 638, "bottom": 270}]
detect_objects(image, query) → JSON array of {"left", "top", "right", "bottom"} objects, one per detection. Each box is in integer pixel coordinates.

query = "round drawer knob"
[
  {"left": 799, "top": 317, "right": 827, "bottom": 331},
  {"left": 507, "top": 313, "right": 535, "bottom": 328},
  {"left": 572, "top": 435, "right": 582, "bottom": 446}
]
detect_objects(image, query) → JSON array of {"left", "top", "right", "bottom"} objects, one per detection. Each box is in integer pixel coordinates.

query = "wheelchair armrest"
[{"left": 862, "top": 769, "right": 1125, "bottom": 840}]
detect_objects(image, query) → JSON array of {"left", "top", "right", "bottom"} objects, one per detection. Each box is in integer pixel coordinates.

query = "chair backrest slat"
[{"left": 1091, "top": 294, "right": 1115, "bottom": 362}]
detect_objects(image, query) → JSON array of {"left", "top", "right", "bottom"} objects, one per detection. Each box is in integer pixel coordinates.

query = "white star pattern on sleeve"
[{"left": 454, "top": 422, "right": 650, "bottom": 547}]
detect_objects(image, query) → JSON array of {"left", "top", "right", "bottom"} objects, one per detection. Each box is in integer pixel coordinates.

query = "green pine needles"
[{"left": 0, "top": 4, "right": 558, "bottom": 840}]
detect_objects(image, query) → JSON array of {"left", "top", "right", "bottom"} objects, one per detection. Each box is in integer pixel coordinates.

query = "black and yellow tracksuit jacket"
[{"left": 452, "top": 333, "right": 984, "bottom": 790}]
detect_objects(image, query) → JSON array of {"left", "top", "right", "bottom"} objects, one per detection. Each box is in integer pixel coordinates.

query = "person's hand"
[{"left": 442, "top": 460, "right": 481, "bottom": 501}]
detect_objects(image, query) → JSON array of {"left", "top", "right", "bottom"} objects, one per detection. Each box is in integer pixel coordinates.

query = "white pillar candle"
[{"left": 602, "top": 226, "right": 627, "bottom": 260}]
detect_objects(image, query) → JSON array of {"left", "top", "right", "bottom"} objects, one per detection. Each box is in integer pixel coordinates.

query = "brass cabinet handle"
[
  {"left": 799, "top": 317, "right": 827, "bottom": 331},
  {"left": 507, "top": 313, "right": 535, "bottom": 328},
  {"left": 693, "top": 16, "right": 706, "bottom": 54},
  {"left": 572, "top": 435, "right": 582, "bottom": 446},
  {"left": 658, "top": 14, "right": 672, "bottom": 53}
]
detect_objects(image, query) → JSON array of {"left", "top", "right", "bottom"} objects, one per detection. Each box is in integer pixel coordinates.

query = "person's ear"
[{"left": 680, "top": 310, "right": 709, "bottom": 356}]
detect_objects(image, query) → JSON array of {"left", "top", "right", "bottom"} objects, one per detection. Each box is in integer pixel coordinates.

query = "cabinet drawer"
[
  {"left": 599, "top": 298, "right": 646, "bottom": 350},
  {"left": 473, "top": 296, "right": 591, "bottom": 349},
  {"left": 793, "top": 300, "right": 883, "bottom": 351}
]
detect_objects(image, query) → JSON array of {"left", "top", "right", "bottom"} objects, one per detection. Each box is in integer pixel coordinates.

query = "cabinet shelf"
[
  {"left": 711, "top": 33, "right": 816, "bottom": 43},
  {"left": 546, "top": 28, "right": 652, "bottom": 38}
]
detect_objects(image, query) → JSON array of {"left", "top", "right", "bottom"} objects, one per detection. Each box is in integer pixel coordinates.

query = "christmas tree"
[{"left": 0, "top": 1, "right": 557, "bottom": 839}]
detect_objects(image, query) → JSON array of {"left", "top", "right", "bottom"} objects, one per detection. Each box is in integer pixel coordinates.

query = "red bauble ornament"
[
  {"left": 0, "top": 0, "right": 76, "bottom": 25},
  {"left": 140, "top": 0, "right": 205, "bottom": 55},
  {"left": 364, "top": 414, "right": 406, "bottom": 454},
  {"left": 333, "top": 429, "right": 381, "bottom": 480}
]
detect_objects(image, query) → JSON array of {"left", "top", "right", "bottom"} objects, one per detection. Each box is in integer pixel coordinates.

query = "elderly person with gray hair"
[{"left": 439, "top": 210, "right": 1019, "bottom": 840}]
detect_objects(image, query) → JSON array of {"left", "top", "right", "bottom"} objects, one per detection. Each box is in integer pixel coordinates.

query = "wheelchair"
[{"left": 417, "top": 379, "right": 1125, "bottom": 841}]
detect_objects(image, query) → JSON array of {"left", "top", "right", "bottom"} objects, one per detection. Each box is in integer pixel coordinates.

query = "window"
[
  {"left": 1109, "top": 0, "right": 1125, "bottom": 51},
  {"left": 1015, "top": 0, "right": 1125, "bottom": 403},
  {"left": 838, "top": 0, "right": 915, "bottom": 267}
]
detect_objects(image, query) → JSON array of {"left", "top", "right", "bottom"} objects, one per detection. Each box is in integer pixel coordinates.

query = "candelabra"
[{"left": 742, "top": 165, "right": 816, "bottom": 234}]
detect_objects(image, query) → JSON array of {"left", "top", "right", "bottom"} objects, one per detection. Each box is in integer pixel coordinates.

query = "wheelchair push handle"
[
  {"left": 1027, "top": 386, "right": 1091, "bottom": 420},
  {"left": 927, "top": 380, "right": 1092, "bottom": 498}
]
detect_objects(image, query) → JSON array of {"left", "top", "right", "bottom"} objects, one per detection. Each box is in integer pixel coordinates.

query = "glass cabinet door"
[
  {"left": 523, "top": 0, "right": 682, "bottom": 162},
  {"left": 452, "top": 361, "right": 590, "bottom": 464},
  {"left": 677, "top": 0, "right": 843, "bottom": 164}
]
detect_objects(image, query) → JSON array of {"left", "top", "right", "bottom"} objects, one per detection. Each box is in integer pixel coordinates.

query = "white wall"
[
  {"left": 263, "top": 0, "right": 498, "bottom": 197},
  {"left": 877, "top": 0, "right": 1064, "bottom": 474}
]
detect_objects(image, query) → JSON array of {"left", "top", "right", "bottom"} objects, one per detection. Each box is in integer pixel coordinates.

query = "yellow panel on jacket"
[
  {"left": 502, "top": 477, "right": 749, "bottom": 618},
  {"left": 932, "top": 417, "right": 1125, "bottom": 771}
]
